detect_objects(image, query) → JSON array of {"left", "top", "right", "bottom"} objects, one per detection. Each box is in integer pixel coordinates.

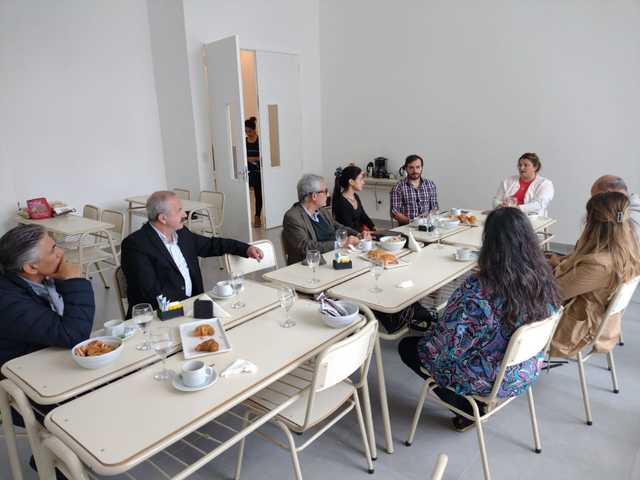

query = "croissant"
[
  {"left": 195, "top": 339, "right": 219, "bottom": 352},
  {"left": 193, "top": 324, "right": 214, "bottom": 337}
]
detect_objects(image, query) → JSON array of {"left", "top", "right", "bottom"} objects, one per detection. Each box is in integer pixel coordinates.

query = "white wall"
[
  {"left": 0, "top": 0, "right": 166, "bottom": 234},
  {"left": 182, "top": 0, "right": 323, "bottom": 191},
  {"left": 319, "top": 1, "right": 640, "bottom": 243}
]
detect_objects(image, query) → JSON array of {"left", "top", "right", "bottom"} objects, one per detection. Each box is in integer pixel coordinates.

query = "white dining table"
[{"left": 43, "top": 299, "right": 367, "bottom": 477}]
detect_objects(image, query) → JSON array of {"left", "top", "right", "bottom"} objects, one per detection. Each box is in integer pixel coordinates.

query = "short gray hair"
[
  {"left": 147, "top": 191, "right": 177, "bottom": 221},
  {"left": 0, "top": 224, "right": 47, "bottom": 274},
  {"left": 296, "top": 174, "right": 325, "bottom": 202},
  {"left": 593, "top": 175, "right": 628, "bottom": 195}
]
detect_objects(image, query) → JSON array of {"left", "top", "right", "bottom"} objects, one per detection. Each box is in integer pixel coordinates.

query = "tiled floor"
[{"left": 1, "top": 226, "right": 639, "bottom": 479}]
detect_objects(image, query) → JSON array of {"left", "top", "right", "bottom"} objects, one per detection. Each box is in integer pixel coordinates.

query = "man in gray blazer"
[{"left": 282, "top": 174, "right": 359, "bottom": 264}]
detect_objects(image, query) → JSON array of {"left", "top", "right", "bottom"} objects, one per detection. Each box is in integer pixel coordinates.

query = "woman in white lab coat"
[{"left": 494, "top": 152, "right": 554, "bottom": 216}]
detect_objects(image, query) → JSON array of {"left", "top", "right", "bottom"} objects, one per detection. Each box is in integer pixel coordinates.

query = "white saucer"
[
  {"left": 209, "top": 291, "right": 234, "bottom": 300},
  {"left": 172, "top": 368, "right": 218, "bottom": 392}
]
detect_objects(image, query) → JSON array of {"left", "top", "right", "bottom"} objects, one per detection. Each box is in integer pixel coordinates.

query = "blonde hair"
[{"left": 564, "top": 191, "right": 640, "bottom": 288}]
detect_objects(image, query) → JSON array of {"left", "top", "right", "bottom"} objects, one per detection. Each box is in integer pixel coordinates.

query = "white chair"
[
  {"left": 201, "top": 190, "right": 225, "bottom": 234},
  {"left": 56, "top": 204, "right": 101, "bottom": 249},
  {"left": 234, "top": 319, "right": 378, "bottom": 480},
  {"left": 406, "top": 311, "right": 562, "bottom": 480},
  {"left": 173, "top": 187, "right": 191, "bottom": 200},
  {"left": 568, "top": 275, "right": 640, "bottom": 425},
  {"left": 430, "top": 453, "right": 449, "bottom": 480},
  {"left": 41, "top": 436, "right": 90, "bottom": 480},
  {"left": 99, "top": 208, "right": 125, "bottom": 253},
  {"left": 114, "top": 266, "right": 128, "bottom": 319},
  {"left": 225, "top": 239, "right": 277, "bottom": 277},
  {"left": 82, "top": 204, "right": 100, "bottom": 221},
  {"left": 0, "top": 379, "right": 58, "bottom": 480}
]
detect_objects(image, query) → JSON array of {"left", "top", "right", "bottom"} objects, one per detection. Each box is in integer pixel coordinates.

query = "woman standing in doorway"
[{"left": 245, "top": 116, "right": 263, "bottom": 227}]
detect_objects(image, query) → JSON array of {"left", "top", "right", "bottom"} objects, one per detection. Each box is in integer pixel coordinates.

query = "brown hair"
[
  {"left": 563, "top": 192, "right": 640, "bottom": 288},
  {"left": 518, "top": 152, "right": 541, "bottom": 172}
]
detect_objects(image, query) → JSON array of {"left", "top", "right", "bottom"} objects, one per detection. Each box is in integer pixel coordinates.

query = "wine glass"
[
  {"left": 369, "top": 260, "right": 384, "bottom": 293},
  {"left": 132, "top": 303, "right": 154, "bottom": 351},
  {"left": 306, "top": 249, "right": 321, "bottom": 285},
  {"left": 230, "top": 273, "right": 245, "bottom": 309},
  {"left": 150, "top": 326, "right": 177, "bottom": 381},
  {"left": 429, "top": 208, "right": 442, "bottom": 247},
  {"left": 335, "top": 229, "right": 348, "bottom": 251},
  {"left": 279, "top": 286, "right": 297, "bottom": 328}
]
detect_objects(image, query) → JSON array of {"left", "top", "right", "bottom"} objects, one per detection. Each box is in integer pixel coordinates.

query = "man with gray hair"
[
  {"left": 282, "top": 174, "right": 359, "bottom": 264},
  {"left": 0, "top": 224, "right": 95, "bottom": 368},
  {"left": 121, "top": 190, "right": 263, "bottom": 315}
]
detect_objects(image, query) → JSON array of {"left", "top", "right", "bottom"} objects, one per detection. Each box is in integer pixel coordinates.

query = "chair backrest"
[
  {"left": 224, "top": 239, "right": 277, "bottom": 276},
  {"left": 594, "top": 275, "right": 640, "bottom": 341},
  {"left": 100, "top": 209, "right": 125, "bottom": 238},
  {"left": 280, "top": 229, "right": 289, "bottom": 265},
  {"left": 114, "top": 267, "right": 128, "bottom": 319},
  {"left": 312, "top": 319, "right": 378, "bottom": 393},
  {"left": 173, "top": 188, "right": 191, "bottom": 200},
  {"left": 200, "top": 190, "right": 224, "bottom": 227},
  {"left": 486, "top": 310, "right": 562, "bottom": 402},
  {"left": 430, "top": 453, "right": 449, "bottom": 480},
  {"left": 82, "top": 204, "right": 100, "bottom": 221}
]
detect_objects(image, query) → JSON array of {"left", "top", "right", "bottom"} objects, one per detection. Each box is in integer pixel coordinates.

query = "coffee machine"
[{"left": 366, "top": 157, "right": 390, "bottom": 178}]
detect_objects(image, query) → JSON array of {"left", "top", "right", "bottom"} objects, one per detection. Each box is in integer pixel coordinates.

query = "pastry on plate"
[
  {"left": 74, "top": 340, "right": 115, "bottom": 357},
  {"left": 193, "top": 324, "right": 215, "bottom": 337},
  {"left": 367, "top": 249, "right": 398, "bottom": 265},
  {"left": 195, "top": 339, "right": 219, "bottom": 352}
]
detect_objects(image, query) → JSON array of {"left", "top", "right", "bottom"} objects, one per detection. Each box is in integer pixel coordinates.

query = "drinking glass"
[
  {"left": 150, "top": 326, "right": 177, "bottom": 381},
  {"left": 369, "top": 260, "right": 384, "bottom": 293},
  {"left": 306, "top": 249, "right": 321, "bottom": 285},
  {"left": 279, "top": 286, "right": 297, "bottom": 328},
  {"left": 132, "top": 303, "right": 154, "bottom": 351},
  {"left": 335, "top": 229, "right": 348, "bottom": 251},
  {"left": 230, "top": 274, "right": 245, "bottom": 309},
  {"left": 429, "top": 209, "right": 442, "bottom": 247}
]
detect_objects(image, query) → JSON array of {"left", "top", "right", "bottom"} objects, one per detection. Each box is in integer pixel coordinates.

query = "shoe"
[
  {"left": 451, "top": 415, "right": 475, "bottom": 432},
  {"left": 409, "top": 304, "right": 437, "bottom": 332},
  {"left": 254, "top": 217, "right": 262, "bottom": 227}
]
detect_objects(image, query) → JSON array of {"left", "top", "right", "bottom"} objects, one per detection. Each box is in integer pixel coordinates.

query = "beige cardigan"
[{"left": 550, "top": 252, "right": 620, "bottom": 358}]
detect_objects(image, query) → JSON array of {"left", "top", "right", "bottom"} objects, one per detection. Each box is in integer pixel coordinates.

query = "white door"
[
  {"left": 255, "top": 51, "right": 303, "bottom": 229},
  {"left": 204, "top": 36, "right": 252, "bottom": 242}
]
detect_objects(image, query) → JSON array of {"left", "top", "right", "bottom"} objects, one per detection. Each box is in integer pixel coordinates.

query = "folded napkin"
[
  {"left": 407, "top": 232, "right": 422, "bottom": 253},
  {"left": 186, "top": 294, "right": 231, "bottom": 318},
  {"left": 221, "top": 359, "right": 257, "bottom": 378}
]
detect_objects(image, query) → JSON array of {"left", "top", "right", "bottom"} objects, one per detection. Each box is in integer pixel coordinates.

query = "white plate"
[
  {"left": 179, "top": 318, "right": 232, "bottom": 360},
  {"left": 208, "top": 291, "right": 234, "bottom": 300},
  {"left": 172, "top": 368, "right": 218, "bottom": 392}
]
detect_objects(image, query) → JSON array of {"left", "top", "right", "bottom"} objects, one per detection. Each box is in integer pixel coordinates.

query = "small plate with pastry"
[
  {"left": 361, "top": 249, "right": 409, "bottom": 270},
  {"left": 179, "top": 318, "right": 232, "bottom": 359}
]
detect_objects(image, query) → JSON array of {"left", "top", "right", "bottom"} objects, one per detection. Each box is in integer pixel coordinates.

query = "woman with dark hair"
[
  {"left": 494, "top": 152, "right": 554, "bottom": 216},
  {"left": 399, "top": 207, "right": 561, "bottom": 430},
  {"left": 332, "top": 165, "right": 376, "bottom": 233},
  {"left": 245, "top": 116, "right": 263, "bottom": 227},
  {"left": 550, "top": 192, "right": 640, "bottom": 357}
]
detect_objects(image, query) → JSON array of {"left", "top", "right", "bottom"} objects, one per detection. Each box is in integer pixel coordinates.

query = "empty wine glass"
[
  {"left": 279, "top": 286, "right": 297, "bottom": 328},
  {"left": 336, "top": 229, "right": 348, "bottom": 251},
  {"left": 150, "top": 326, "right": 177, "bottom": 381},
  {"left": 230, "top": 274, "right": 245, "bottom": 309},
  {"left": 306, "top": 249, "right": 321, "bottom": 285},
  {"left": 369, "top": 260, "right": 384, "bottom": 293},
  {"left": 132, "top": 303, "right": 154, "bottom": 351}
]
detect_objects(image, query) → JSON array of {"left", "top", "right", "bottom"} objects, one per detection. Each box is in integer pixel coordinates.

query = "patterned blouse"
[{"left": 418, "top": 275, "right": 550, "bottom": 398}]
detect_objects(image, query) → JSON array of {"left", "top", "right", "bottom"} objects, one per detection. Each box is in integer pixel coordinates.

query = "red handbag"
[{"left": 26, "top": 198, "right": 53, "bottom": 219}]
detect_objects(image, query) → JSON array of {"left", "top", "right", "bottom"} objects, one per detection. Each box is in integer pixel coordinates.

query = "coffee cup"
[
  {"left": 181, "top": 360, "right": 213, "bottom": 387},
  {"left": 456, "top": 247, "right": 472, "bottom": 261},
  {"left": 103, "top": 320, "right": 125, "bottom": 337},
  {"left": 214, "top": 281, "right": 233, "bottom": 297}
]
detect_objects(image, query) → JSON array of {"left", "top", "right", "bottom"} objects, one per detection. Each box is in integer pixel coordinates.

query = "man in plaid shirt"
[{"left": 391, "top": 154, "right": 439, "bottom": 225}]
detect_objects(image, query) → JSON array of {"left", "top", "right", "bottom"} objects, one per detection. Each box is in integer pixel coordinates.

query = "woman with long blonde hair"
[{"left": 550, "top": 191, "right": 640, "bottom": 357}]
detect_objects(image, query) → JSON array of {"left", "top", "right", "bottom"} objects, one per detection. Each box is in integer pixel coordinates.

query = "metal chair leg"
[
  {"left": 471, "top": 399, "right": 491, "bottom": 480},
  {"left": 359, "top": 380, "right": 377, "bottom": 460},
  {"left": 276, "top": 420, "right": 303, "bottom": 480},
  {"left": 353, "top": 393, "right": 374, "bottom": 473},
  {"left": 526, "top": 387, "right": 542, "bottom": 453},
  {"left": 234, "top": 410, "right": 252, "bottom": 480},
  {"left": 0, "top": 385, "right": 24, "bottom": 480},
  {"left": 607, "top": 352, "right": 620, "bottom": 394},
  {"left": 576, "top": 351, "right": 593, "bottom": 425},
  {"left": 405, "top": 381, "right": 430, "bottom": 446}
]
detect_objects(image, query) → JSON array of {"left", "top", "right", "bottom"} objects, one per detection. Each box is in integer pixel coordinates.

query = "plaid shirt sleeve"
[{"left": 390, "top": 182, "right": 403, "bottom": 215}]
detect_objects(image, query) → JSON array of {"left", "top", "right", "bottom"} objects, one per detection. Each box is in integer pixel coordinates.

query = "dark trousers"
[
  {"left": 249, "top": 170, "right": 263, "bottom": 217},
  {"left": 398, "top": 336, "right": 477, "bottom": 416}
]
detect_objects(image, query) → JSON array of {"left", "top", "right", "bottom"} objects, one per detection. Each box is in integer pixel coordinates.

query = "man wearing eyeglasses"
[
  {"left": 391, "top": 154, "right": 439, "bottom": 226},
  {"left": 282, "top": 174, "right": 359, "bottom": 265}
]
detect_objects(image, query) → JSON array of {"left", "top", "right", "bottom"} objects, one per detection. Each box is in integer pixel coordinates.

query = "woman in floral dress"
[{"left": 399, "top": 207, "right": 561, "bottom": 430}]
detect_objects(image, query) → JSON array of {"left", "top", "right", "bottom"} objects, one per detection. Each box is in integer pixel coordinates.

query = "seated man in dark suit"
[
  {"left": 121, "top": 190, "right": 263, "bottom": 315},
  {"left": 0, "top": 224, "right": 95, "bottom": 369}
]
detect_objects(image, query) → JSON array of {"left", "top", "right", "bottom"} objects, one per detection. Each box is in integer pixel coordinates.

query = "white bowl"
[
  {"left": 321, "top": 301, "right": 360, "bottom": 329},
  {"left": 71, "top": 336, "right": 124, "bottom": 369},
  {"left": 437, "top": 219, "right": 460, "bottom": 229},
  {"left": 379, "top": 236, "right": 406, "bottom": 252}
]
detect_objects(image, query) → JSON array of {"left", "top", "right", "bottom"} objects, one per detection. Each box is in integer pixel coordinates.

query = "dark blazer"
[
  {"left": 121, "top": 223, "right": 250, "bottom": 315},
  {"left": 0, "top": 274, "right": 95, "bottom": 369},
  {"left": 282, "top": 203, "right": 358, "bottom": 265}
]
